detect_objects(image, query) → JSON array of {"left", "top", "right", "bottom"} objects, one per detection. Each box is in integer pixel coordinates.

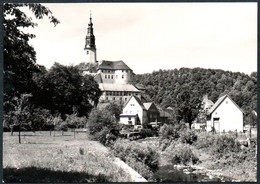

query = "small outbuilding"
[{"left": 206, "top": 95, "right": 243, "bottom": 132}]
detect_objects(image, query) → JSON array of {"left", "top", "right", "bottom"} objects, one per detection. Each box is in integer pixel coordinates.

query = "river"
[{"left": 153, "top": 165, "right": 233, "bottom": 182}]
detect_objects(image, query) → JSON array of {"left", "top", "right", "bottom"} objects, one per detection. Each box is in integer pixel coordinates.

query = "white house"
[
  {"left": 119, "top": 96, "right": 160, "bottom": 127},
  {"left": 206, "top": 95, "right": 243, "bottom": 132},
  {"left": 119, "top": 96, "right": 148, "bottom": 126}
]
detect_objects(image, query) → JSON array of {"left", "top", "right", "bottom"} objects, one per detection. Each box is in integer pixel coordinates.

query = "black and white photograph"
[{"left": 3, "top": 2, "right": 257, "bottom": 182}]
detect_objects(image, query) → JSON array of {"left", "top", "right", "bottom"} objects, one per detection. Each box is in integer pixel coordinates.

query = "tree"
[
  {"left": 32, "top": 63, "right": 101, "bottom": 117},
  {"left": 4, "top": 94, "right": 32, "bottom": 143},
  {"left": 3, "top": 3, "right": 59, "bottom": 103},
  {"left": 105, "top": 102, "right": 123, "bottom": 122}
]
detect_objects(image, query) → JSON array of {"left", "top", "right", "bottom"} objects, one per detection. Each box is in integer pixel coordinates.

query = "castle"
[{"left": 83, "top": 15, "right": 141, "bottom": 103}]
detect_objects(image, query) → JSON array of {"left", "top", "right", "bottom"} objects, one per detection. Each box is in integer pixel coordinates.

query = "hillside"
[{"left": 132, "top": 67, "right": 257, "bottom": 125}]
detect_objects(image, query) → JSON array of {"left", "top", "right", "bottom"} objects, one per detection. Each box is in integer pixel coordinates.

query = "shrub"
[
  {"left": 179, "top": 129, "right": 197, "bottom": 144},
  {"left": 212, "top": 135, "right": 240, "bottom": 158},
  {"left": 112, "top": 139, "right": 159, "bottom": 180},
  {"left": 159, "top": 123, "right": 185, "bottom": 140},
  {"left": 194, "top": 132, "right": 217, "bottom": 149},
  {"left": 163, "top": 143, "right": 199, "bottom": 165},
  {"left": 87, "top": 108, "right": 120, "bottom": 146}
]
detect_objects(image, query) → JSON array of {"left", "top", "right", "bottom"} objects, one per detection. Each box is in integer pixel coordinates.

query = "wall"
[
  {"left": 208, "top": 97, "right": 243, "bottom": 132},
  {"left": 86, "top": 48, "right": 96, "bottom": 63},
  {"left": 122, "top": 97, "right": 144, "bottom": 124},
  {"left": 99, "top": 92, "right": 141, "bottom": 104}
]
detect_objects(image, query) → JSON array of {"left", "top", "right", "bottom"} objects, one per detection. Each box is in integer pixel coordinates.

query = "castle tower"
[{"left": 84, "top": 13, "right": 96, "bottom": 63}]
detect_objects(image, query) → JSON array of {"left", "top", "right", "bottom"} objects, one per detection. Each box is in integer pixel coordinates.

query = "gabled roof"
[
  {"left": 99, "top": 83, "right": 140, "bottom": 92},
  {"left": 207, "top": 95, "right": 243, "bottom": 115},
  {"left": 143, "top": 102, "right": 153, "bottom": 110},
  {"left": 123, "top": 96, "right": 146, "bottom": 110},
  {"left": 94, "top": 73, "right": 102, "bottom": 83},
  {"left": 98, "top": 60, "right": 132, "bottom": 70}
]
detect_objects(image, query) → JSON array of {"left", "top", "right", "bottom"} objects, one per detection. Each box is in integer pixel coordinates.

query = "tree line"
[
  {"left": 132, "top": 68, "right": 257, "bottom": 127},
  {"left": 3, "top": 3, "right": 101, "bottom": 137}
]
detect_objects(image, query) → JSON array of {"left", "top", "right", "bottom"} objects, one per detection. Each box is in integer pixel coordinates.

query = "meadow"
[{"left": 3, "top": 131, "right": 132, "bottom": 182}]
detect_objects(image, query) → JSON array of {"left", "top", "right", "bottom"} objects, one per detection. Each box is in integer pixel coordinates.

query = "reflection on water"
[{"left": 154, "top": 165, "right": 231, "bottom": 182}]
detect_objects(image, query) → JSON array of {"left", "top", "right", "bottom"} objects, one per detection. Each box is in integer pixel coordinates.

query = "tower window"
[{"left": 122, "top": 75, "right": 124, "bottom": 79}]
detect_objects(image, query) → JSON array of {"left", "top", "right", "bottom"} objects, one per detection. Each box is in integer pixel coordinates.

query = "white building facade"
[{"left": 206, "top": 95, "right": 243, "bottom": 132}]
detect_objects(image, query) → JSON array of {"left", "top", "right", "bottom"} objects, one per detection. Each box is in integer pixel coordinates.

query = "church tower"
[{"left": 84, "top": 13, "right": 97, "bottom": 63}]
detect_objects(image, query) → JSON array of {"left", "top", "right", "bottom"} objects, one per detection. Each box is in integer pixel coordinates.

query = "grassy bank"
[{"left": 3, "top": 131, "right": 132, "bottom": 182}]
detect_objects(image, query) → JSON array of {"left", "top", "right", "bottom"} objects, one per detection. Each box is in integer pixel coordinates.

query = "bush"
[
  {"left": 163, "top": 143, "right": 199, "bottom": 165},
  {"left": 87, "top": 108, "right": 120, "bottom": 146},
  {"left": 159, "top": 123, "right": 185, "bottom": 140},
  {"left": 194, "top": 132, "right": 217, "bottom": 149},
  {"left": 212, "top": 135, "right": 240, "bottom": 158},
  {"left": 179, "top": 129, "right": 197, "bottom": 144},
  {"left": 112, "top": 139, "right": 159, "bottom": 180}
]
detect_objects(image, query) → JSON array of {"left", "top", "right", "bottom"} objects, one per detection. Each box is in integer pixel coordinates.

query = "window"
[
  {"left": 105, "top": 75, "right": 107, "bottom": 79},
  {"left": 122, "top": 70, "right": 124, "bottom": 72},
  {"left": 113, "top": 97, "right": 115, "bottom": 100},
  {"left": 106, "top": 97, "right": 108, "bottom": 100},
  {"left": 226, "top": 101, "right": 228, "bottom": 104},
  {"left": 122, "top": 75, "right": 124, "bottom": 79},
  {"left": 87, "top": 51, "right": 89, "bottom": 54},
  {"left": 128, "top": 117, "right": 131, "bottom": 120},
  {"left": 120, "top": 97, "right": 122, "bottom": 101},
  {"left": 108, "top": 75, "right": 110, "bottom": 79},
  {"left": 125, "top": 98, "right": 127, "bottom": 101}
]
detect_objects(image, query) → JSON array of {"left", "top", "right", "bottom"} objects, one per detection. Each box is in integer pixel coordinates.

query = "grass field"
[{"left": 3, "top": 131, "right": 132, "bottom": 182}]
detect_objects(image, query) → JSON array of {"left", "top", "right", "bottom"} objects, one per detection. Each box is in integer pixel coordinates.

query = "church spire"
[{"left": 84, "top": 12, "right": 96, "bottom": 63}]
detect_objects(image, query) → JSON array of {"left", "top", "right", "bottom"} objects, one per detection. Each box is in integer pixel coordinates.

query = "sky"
[{"left": 24, "top": 3, "right": 257, "bottom": 74}]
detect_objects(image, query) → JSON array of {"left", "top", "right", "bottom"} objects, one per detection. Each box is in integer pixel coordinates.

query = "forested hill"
[{"left": 132, "top": 67, "right": 257, "bottom": 125}]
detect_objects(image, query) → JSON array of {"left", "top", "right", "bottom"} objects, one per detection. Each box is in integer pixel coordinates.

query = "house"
[
  {"left": 119, "top": 96, "right": 160, "bottom": 126},
  {"left": 206, "top": 95, "right": 243, "bottom": 132},
  {"left": 202, "top": 94, "right": 214, "bottom": 111}
]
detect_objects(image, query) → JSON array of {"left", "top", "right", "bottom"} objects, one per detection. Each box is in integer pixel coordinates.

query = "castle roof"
[
  {"left": 99, "top": 83, "right": 140, "bottom": 92},
  {"left": 98, "top": 60, "right": 132, "bottom": 70}
]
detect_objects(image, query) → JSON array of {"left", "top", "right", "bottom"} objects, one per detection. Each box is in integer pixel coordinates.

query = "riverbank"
[
  {"left": 135, "top": 134, "right": 257, "bottom": 182},
  {"left": 3, "top": 131, "right": 145, "bottom": 182}
]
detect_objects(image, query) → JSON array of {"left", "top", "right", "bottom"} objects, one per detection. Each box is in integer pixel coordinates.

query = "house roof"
[
  {"left": 123, "top": 96, "right": 146, "bottom": 110},
  {"left": 134, "top": 84, "right": 146, "bottom": 90},
  {"left": 159, "top": 108, "right": 173, "bottom": 118},
  {"left": 94, "top": 73, "right": 102, "bottom": 83},
  {"left": 99, "top": 83, "right": 140, "bottom": 92},
  {"left": 98, "top": 60, "right": 132, "bottom": 70},
  {"left": 207, "top": 94, "right": 244, "bottom": 115},
  {"left": 143, "top": 102, "right": 153, "bottom": 110}
]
